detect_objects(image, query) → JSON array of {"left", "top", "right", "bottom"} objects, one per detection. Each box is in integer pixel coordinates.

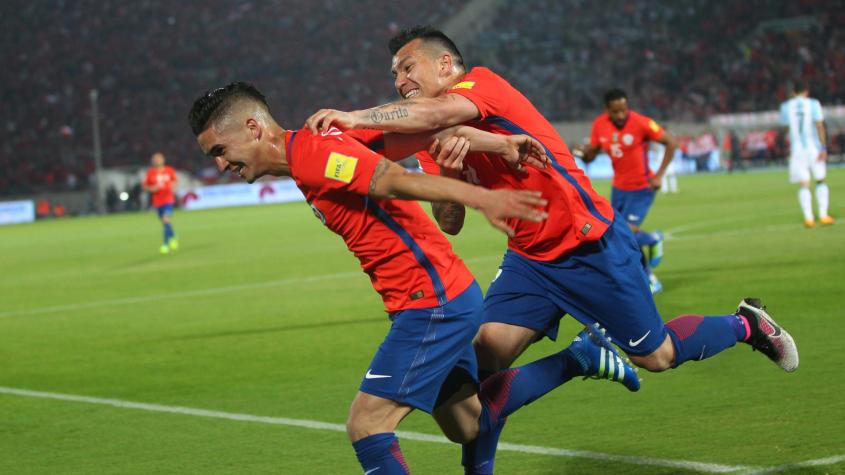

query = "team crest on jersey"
[
  {"left": 649, "top": 120, "right": 661, "bottom": 133},
  {"left": 451, "top": 81, "right": 475, "bottom": 90},
  {"left": 623, "top": 134, "right": 634, "bottom": 145},
  {"left": 324, "top": 152, "right": 358, "bottom": 183}
]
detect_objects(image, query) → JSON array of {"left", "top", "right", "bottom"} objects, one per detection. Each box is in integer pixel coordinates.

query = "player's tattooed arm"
[
  {"left": 366, "top": 158, "right": 548, "bottom": 238},
  {"left": 306, "top": 94, "right": 480, "bottom": 135},
  {"left": 368, "top": 158, "right": 392, "bottom": 196}
]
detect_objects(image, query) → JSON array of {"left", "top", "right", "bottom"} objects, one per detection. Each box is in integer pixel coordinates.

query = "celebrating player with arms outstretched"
[
  {"left": 189, "top": 82, "right": 638, "bottom": 475},
  {"left": 306, "top": 26, "right": 799, "bottom": 474},
  {"left": 576, "top": 88, "right": 678, "bottom": 294}
]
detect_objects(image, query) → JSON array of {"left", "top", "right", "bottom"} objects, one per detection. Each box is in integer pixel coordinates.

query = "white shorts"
[{"left": 789, "top": 149, "right": 826, "bottom": 183}]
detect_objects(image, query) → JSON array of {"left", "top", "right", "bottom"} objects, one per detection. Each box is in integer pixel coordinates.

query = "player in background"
[
  {"left": 575, "top": 89, "right": 678, "bottom": 294},
  {"left": 659, "top": 144, "right": 681, "bottom": 194},
  {"left": 189, "top": 82, "right": 639, "bottom": 475},
  {"left": 305, "top": 26, "right": 799, "bottom": 474},
  {"left": 143, "top": 152, "right": 179, "bottom": 254},
  {"left": 779, "top": 80, "right": 834, "bottom": 227}
]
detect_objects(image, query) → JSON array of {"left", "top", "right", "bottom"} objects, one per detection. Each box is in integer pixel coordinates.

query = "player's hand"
[
  {"left": 818, "top": 150, "right": 828, "bottom": 162},
  {"left": 430, "top": 136, "right": 469, "bottom": 176},
  {"left": 502, "top": 135, "right": 549, "bottom": 172},
  {"left": 648, "top": 175, "right": 663, "bottom": 190},
  {"left": 477, "top": 189, "right": 548, "bottom": 237},
  {"left": 305, "top": 109, "right": 358, "bottom": 134}
]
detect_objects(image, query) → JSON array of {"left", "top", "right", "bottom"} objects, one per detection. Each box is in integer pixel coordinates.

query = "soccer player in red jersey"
[
  {"left": 577, "top": 88, "right": 679, "bottom": 293},
  {"left": 306, "top": 26, "right": 798, "bottom": 474},
  {"left": 189, "top": 82, "right": 638, "bottom": 474},
  {"left": 143, "top": 152, "right": 179, "bottom": 254}
]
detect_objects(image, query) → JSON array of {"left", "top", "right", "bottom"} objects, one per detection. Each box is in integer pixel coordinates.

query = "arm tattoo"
[
  {"left": 368, "top": 158, "right": 391, "bottom": 195},
  {"left": 369, "top": 105, "right": 409, "bottom": 124}
]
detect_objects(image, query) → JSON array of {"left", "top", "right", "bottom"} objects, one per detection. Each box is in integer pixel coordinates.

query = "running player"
[
  {"left": 189, "top": 82, "right": 639, "bottom": 475},
  {"left": 576, "top": 89, "right": 678, "bottom": 294},
  {"left": 143, "top": 152, "right": 179, "bottom": 254},
  {"left": 305, "top": 26, "right": 799, "bottom": 474},
  {"left": 779, "top": 80, "right": 834, "bottom": 227}
]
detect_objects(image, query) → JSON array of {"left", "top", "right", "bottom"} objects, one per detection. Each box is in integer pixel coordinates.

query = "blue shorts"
[
  {"left": 611, "top": 187, "right": 655, "bottom": 227},
  {"left": 360, "top": 282, "right": 481, "bottom": 413},
  {"left": 156, "top": 203, "right": 174, "bottom": 218},
  {"left": 483, "top": 219, "right": 666, "bottom": 356}
]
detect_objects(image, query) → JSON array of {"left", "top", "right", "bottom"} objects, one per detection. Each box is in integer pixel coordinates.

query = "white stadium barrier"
[
  {"left": 179, "top": 179, "right": 305, "bottom": 211},
  {"left": 0, "top": 200, "right": 35, "bottom": 225}
]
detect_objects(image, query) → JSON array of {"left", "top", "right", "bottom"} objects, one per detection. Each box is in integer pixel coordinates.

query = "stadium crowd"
[
  {"left": 2, "top": 0, "right": 843, "bottom": 195},
  {"left": 474, "top": 0, "right": 845, "bottom": 121}
]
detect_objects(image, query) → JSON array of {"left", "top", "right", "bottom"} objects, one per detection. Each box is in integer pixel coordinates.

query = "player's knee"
[
  {"left": 346, "top": 409, "right": 381, "bottom": 441},
  {"left": 441, "top": 425, "right": 476, "bottom": 444},
  {"left": 629, "top": 338, "right": 675, "bottom": 372}
]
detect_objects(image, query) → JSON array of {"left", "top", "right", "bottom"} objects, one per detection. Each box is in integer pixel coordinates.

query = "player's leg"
[
  {"left": 347, "top": 392, "right": 413, "bottom": 475},
  {"left": 160, "top": 204, "right": 178, "bottom": 249},
  {"left": 791, "top": 153, "right": 815, "bottom": 226},
  {"left": 812, "top": 158, "right": 833, "bottom": 224},
  {"left": 562, "top": 219, "right": 798, "bottom": 373},
  {"left": 155, "top": 206, "right": 170, "bottom": 254},
  {"left": 459, "top": 253, "right": 640, "bottom": 474}
]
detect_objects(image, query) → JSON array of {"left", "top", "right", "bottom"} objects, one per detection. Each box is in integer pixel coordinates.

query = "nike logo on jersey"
[
  {"left": 364, "top": 468, "right": 381, "bottom": 475},
  {"left": 629, "top": 330, "right": 651, "bottom": 347},
  {"left": 627, "top": 214, "right": 640, "bottom": 222},
  {"left": 365, "top": 370, "right": 392, "bottom": 379}
]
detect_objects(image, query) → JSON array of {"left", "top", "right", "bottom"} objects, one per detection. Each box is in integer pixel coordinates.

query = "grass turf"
[{"left": 1, "top": 168, "right": 843, "bottom": 474}]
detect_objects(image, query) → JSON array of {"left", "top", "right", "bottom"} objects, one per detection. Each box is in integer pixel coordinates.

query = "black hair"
[
  {"left": 604, "top": 88, "right": 628, "bottom": 106},
  {"left": 188, "top": 82, "right": 269, "bottom": 136},
  {"left": 793, "top": 78, "right": 809, "bottom": 94},
  {"left": 388, "top": 25, "right": 464, "bottom": 69}
]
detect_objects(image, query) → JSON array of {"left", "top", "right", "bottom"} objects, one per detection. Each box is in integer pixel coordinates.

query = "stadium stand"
[{"left": 1, "top": 0, "right": 842, "bottom": 195}]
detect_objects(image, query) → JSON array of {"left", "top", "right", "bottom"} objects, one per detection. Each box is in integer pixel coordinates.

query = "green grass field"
[{"left": 2, "top": 169, "right": 844, "bottom": 474}]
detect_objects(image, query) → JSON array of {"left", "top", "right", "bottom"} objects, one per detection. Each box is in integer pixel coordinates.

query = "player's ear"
[
  {"left": 438, "top": 53, "right": 452, "bottom": 76},
  {"left": 245, "top": 117, "right": 262, "bottom": 141}
]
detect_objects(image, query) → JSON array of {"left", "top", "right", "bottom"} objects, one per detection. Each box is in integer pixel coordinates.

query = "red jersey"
[
  {"left": 285, "top": 128, "right": 474, "bottom": 313},
  {"left": 144, "top": 165, "right": 177, "bottom": 207},
  {"left": 589, "top": 111, "right": 665, "bottom": 191},
  {"left": 418, "top": 67, "right": 614, "bottom": 261}
]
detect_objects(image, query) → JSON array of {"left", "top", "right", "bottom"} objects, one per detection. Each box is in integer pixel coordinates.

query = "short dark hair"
[
  {"left": 604, "top": 88, "right": 628, "bottom": 106},
  {"left": 188, "top": 82, "right": 269, "bottom": 136},
  {"left": 793, "top": 78, "right": 809, "bottom": 94},
  {"left": 388, "top": 25, "right": 464, "bottom": 69}
]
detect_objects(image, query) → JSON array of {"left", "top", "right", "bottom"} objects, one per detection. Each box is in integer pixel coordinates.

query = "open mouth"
[{"left": 403, "top": 88, "right": 420, "bottom": 99}]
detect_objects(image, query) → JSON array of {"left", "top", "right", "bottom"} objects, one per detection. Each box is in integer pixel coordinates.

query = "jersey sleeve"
[
  {"left": 144, "top": 170, "right": 154, "bottom": 187},
  {"left": 446, "top": 67, "right": 508, "bottom": 119},
  {"left": 642, "top": 115, "right": 665, "bottom": 141},
  {"left": 779, "top": 103, "right": 789, "bottom": 126},
  {"left": 290, "top": 133, "right": 382, "bottom": 196},
  {"left": 812, "top": 100, "right": 824, "bottom": 121},
  {"left": 415, "top": 150, "right": 440, "bottom": 176},
  {"left": 344, "top": 129, "right": 386, "bottom": 155}
]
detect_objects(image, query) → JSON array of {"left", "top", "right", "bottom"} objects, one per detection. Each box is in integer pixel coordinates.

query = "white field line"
[
  {"left": 0, "top": 386, "right": 751, "bottom": 473},
  {"left": 0, "top": 255, "right": 503, "bottom": 320},
  {"left": 738, "top": 455, "right": 845, "bottom": 475}
]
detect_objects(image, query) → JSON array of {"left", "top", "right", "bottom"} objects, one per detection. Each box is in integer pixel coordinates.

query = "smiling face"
[
  {"left": 391, "top": 38, "right": 458, "bottom": 100},
  {"left": 196, "top": 116, "right": 268, "bottom": 183}
]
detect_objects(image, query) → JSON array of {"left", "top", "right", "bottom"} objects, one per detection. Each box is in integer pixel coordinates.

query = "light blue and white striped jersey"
[{"left": 780, "top": 96, "right": 824, "bottom": 153}]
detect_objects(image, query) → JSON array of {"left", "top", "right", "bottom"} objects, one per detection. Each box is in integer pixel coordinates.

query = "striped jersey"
[{"left": 780, "top": 96, "right": 824, "bottom": 153}]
